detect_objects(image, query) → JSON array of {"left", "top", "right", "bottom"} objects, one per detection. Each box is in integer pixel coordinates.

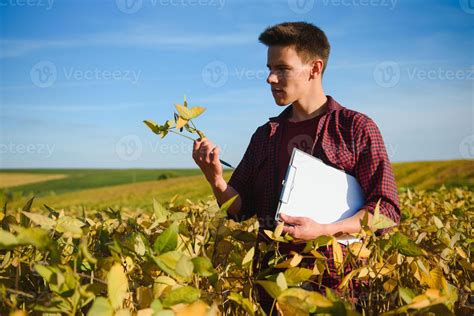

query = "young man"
[{"left": 193, "top": 22, "right": 400, "bottom": 311}]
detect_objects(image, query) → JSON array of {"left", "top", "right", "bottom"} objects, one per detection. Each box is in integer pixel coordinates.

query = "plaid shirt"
[{"left": 227, "top": 96, "right": 400, "bottom": 296}]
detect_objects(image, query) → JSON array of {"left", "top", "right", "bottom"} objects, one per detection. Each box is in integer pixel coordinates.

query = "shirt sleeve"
[
  {"left": 354, "top": 117, "right": 400, "bottom": 230},
  {"left": 226, "top": 131, "right": 259, "bottom": 222}
]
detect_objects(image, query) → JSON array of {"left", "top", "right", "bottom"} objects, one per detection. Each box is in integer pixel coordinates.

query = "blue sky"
[{"left": 0, "top": 0, "right": 473, "bottom": 168}]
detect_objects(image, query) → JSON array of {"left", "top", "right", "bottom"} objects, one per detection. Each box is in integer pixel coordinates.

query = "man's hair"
[{"left": 258, "top": 21, "right": 331, "bottom": 74}]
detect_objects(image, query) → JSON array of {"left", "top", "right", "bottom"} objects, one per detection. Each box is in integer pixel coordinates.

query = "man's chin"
[{"left": 274, "top": 99, "right": 290, "bottom": 106}]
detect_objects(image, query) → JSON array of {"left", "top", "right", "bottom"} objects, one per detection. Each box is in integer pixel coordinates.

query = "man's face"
[{"left": 266, "top": 45, "right": 313, "bottom": 106}]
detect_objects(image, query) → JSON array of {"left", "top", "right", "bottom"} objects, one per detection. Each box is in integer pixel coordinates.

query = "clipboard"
[{"left": 275, "top": 148, "right": 365, "bottom": 244}]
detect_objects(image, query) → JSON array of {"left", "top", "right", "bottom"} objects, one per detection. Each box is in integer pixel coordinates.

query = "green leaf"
[
  {"left": 276, "top": 272, "right": 288, "bottom": 290},
  {"left": 143, "top": 120, "right": 160, "bottom": 134},
  {"left": 227, "top": 292, "right": 254, "bottom": 316},
  {"left": 56, "top": 216, "right": 85, "bottom": 238},
  {"left": 391, "top": 232, "right": 423, "bottom": 257},
  {"left": 175, "top": 255, "right": 194, "bottom": 279},
  {"left": 191, "top": 256, "right": 215, "bottom": 277},
  {"left": 277, "top": 288, "right": 333, "bottom": 313},
  {"left": 13, "top": 226, "right": 52, "bottom": 249},
  {"left": 242, "top": 247, "right": 254, "bottom": 266},
  {"left": 35, "top": 265, "right": 76, "bottom": 297},
  {"left": 162, "top": 286, "right": 200, "bottom": 308},
  {"left": 370, "top": 199, "right": 396, "bottom": 230},
  {"left": 107, "top": 263, "right": 128, "bottom": 310},
  {"left": 153, "top": 222, "right": 178, "bottom": 254},
  {"left": 87, "top": 297, "right": 114, "bottom": 316},
  {"left": 219, "top": 195, "right": 238, "bottom": 213},
  {"left": 153, "top": 199, "right": 169, "bottom": 224},
  {"left": 255, "top": 280, "right": 282, "bottom": 299},
  {"left": 0, "top": 229, "right": 18, "bottom": 248},
  {"left": 154, "top": 251, "right": 181, "bottom": 276},
  {"left": 283, "top": 268, "right": 313, "bottom": 286},
  {"left": 398, "top": 287, "right": 416, "bottom": 304},
  {"left": 22, "top": 211, "right": 56, "bottom": 229}
]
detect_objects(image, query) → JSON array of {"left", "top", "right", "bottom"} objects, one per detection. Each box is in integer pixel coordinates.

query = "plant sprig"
[{"left": 143, "top": 96, "right": 234, "bottom": 169}]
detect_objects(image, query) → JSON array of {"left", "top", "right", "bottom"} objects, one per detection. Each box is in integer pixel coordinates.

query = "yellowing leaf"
[
  {"left": 175, "top": 104, "right": 192, "bottom": 120},
  {"left": 383, "top": 278, "right": 397, "bottom": 293},
  {"left": 189, "top": 106, "right": 206, "bottom": 119},
  {"left": 175, "top": 117, "right": 188, "bottom": 129},
  {"left": 107, "top": 263, "right": 128, "bottom": 310},
  {"left": 348, "top": 242, "right": 371, "bottom": 258},
  {"left": 242, "top": 247, "right": 254, "bottom": 266},
  {"left": 331, "top": 238, "right": 343, "bottom": 272},
  {"left": 432, "top": 216, "right": 444, "bottom": 229},
  {"left": 175, "top": 300, "right": 208, "bottom": 316},
  {"left": 274, "top": 221, "right": 284, "bottom": 239}
]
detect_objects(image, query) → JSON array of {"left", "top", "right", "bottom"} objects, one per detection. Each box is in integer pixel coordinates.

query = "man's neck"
[{"left": 289, "top": 90, "right": 328, "bottom": 122}]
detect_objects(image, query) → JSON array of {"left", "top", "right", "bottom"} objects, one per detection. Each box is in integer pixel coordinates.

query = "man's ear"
[{"left": 309, "top": 59, "right": 324, "bottom": 79}]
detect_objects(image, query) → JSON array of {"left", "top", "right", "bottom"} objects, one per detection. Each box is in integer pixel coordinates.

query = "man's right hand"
[{"left": 192, "top": 138, "right": 223, "bottom": 185}]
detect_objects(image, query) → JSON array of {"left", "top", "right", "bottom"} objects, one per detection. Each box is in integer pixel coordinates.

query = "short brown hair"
[{"left": 258, "top": 21, "right": 331, "bottom": 74}]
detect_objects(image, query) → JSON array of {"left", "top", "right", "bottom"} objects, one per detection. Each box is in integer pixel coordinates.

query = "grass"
[{"left": 1, "top": 160, "right": 472, "bottom": 211}]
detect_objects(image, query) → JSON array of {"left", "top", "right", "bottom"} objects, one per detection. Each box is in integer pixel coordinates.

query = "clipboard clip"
[{"left": 280, "top": 165, "right": 297, "bottom": 203}]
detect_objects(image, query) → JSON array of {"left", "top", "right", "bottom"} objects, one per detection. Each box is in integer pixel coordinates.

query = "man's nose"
[{"left": 267, "top": 72, "right": 278, "bottom": 85}]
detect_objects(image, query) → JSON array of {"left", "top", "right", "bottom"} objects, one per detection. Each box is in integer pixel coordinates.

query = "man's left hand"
[{"left": 280, "top": 213, "right": 328, "bottom": 240}]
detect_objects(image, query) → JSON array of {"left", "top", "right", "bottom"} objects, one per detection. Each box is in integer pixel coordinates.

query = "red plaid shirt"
[{"left": 227, "top": 96, "right": 400, "bottom": 297}]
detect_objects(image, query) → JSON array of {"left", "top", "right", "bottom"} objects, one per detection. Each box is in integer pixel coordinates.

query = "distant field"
[
  {"left": 0, "top": 169, "right": 202, "bottom": 195},
  {"left": 392, "top": 159, "right": 474, "bottom": 190},
  {"left": 1, "top": 160, "right": 472, "bottom": 211},
  {"left": 0, "top": 172, "right": 67, "bottom": 188}
]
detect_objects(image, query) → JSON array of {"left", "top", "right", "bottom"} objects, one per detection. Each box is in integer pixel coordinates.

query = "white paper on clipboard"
[{"left": 275, "top": 148, "right": 365, "bottom": 245}]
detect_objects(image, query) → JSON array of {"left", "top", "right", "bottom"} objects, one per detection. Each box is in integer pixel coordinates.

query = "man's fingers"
[
  {"left": 280, "top": 213, "right": 304, "bottom": 225},
  {"left": 211, "top": 146, "right": 220, "bottom": 164}
]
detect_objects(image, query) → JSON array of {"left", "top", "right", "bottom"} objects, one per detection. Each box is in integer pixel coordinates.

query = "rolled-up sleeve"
[
  {"left": 227, "top": 132, "right": 258, "bottom": 222},
  {"left": 354, "top": 117, "right": 400, "bottom": 228}
]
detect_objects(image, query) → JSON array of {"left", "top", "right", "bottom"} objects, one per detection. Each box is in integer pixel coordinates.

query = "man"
[{"left": 192, "top": 22, "right": 400, "bottom": 311}]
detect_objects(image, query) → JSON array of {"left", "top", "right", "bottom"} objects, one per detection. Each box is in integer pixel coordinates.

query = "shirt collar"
[{"left": 268, "top": 95, "right": 342, "bottom": 123}]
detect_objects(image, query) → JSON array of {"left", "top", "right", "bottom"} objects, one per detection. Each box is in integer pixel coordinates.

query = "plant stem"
[{"left": 169, "top": 130, "right": 196, "bottom": 141}]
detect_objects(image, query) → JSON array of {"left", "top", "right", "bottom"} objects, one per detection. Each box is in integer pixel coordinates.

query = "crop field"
[{"left": 0, "top": 159, "right": 472, "bottom": 315}]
